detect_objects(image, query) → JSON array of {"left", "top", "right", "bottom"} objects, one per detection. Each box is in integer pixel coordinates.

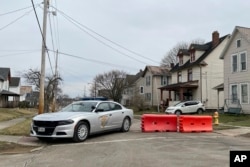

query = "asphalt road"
[{"left": 1, "top": 119, "right": 250, "bottom": 167}]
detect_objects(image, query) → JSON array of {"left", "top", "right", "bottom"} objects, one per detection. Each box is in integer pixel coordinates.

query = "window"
[
  {"left": 187, "top": 69, "right": 192, "bottom": 81},
  {"left": 231, "top": 52, "right": 247, "bottom": 72},
  {"left": 146, "top": 76, "right": 151, "bottom": 86},
  {"left": 97, "top": 102, "right": 110, "bottom": 111},
  {"left": 190, "top": 52, "right": 195, "bottom": 62},
  {"left": 110, "top": 103, "right": 122, "bottom": 110},
  {"left": 231, "top": 84, "right": 238, "bottom": 103},
  {"left": 140, "top": 86, "right": 144, "bottom": 94},
  {"left": 230, "top": 83, "right": 249, "bottom": 104},
  {"left": 232, "top": 55, "right": 238, "bottom": 72},
  {"left": 236, "top": 39, "right": 241, "bottom": 48},
  {"left": 161, "top": 76, "right": 168, "bottom": 85},
  {"left": 240, "top": 52, "right": 247, "bottom": 71},
  {"left": 179, "top": 55, "right": 183, "bottom": 65},
  {"left": 241, "top": 83, "right": 248, "bottom": 104},
  {"left": 145, "top": 93, "right": 151, "bottom": 101},
  {"left": 178, "top": 71, "right": 182, "bottom": 83}
]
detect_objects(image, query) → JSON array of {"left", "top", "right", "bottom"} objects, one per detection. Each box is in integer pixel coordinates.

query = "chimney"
[{"left": 212, "top": 31, "right": 219, "bottom": 47}]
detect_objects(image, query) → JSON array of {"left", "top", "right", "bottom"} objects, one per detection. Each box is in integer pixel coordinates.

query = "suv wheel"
[
  {"left": 175, "top": 110, "right": 182, "bottom": 115},
  {"left": 197, "top": 109, "right": 203, "bottom": 114}
]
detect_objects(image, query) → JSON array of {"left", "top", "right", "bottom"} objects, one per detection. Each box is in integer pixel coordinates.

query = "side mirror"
[{"left": 95, "top": 108, "right": 104, "bottom": 112}]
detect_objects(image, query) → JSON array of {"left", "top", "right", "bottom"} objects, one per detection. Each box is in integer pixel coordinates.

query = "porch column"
[
  {"left": 168, "top": 90, "right": 172, "bottom": 101},
  {"left": 180, "top": 88, "right": 184, "bottom": 101},
  {"left": 160, "top": 89, "right": 163, "bottom": 101}
]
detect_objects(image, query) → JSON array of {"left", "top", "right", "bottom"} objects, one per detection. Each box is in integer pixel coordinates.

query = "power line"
[
  {"left": 51, "top": 0, "right": 60, "bottom": 51},
  {"left": 0, "top": 5, "right": 36, "bottom": 16},
  {"left": 51, "top": 6, "right": 157, "bottom": 65},
  {"left": 48, "top": 12, "right": 56, "bottom": 61},
  {"left": 52, "top": 6, "right": 161, "bottom": 65},
  {"left": 31, "top": 0, "right": 54, "bottom": 75},
  {"left": 0, "top": 9, "right": 34, "bottom": 31},
  {"left": 0, "top": 50, "right": 40, "bottom": 58},
  {"left": 0, "top": 49, "right": 40, "bottom": 52},
  {"left": 58, "top": 12, "right": 148, "bottom": 65},
  {"left": 48, "top": 49, "right": 139, "bottom": 71}
]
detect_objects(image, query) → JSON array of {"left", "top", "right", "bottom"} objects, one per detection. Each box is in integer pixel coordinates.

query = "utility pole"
[
  {"left": 52, "top": 50, "right": 58, "bottom": 112},
  {"left": 94, "top": 82, "right": 97, "bottom": 98},
  {"left": 38, "top": 0, "right": 49, "bottom": 114}
]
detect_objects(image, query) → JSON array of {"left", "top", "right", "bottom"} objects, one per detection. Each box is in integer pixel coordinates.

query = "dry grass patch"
[
  {"left": 0, "top": 118, "right": 32, "bottom": 136},
  {"left": 0, "top": 108, "right": 37, "bottom": 122}
]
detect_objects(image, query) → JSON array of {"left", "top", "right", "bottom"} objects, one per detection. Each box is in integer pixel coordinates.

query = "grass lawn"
[
  {"left": 0, "top": 108, "right": 36, "bottom": 136},
  {"left": 0, "top": 118, "right": 32, "bottom": 136},
  {"left": 0, "top": 108, "right": 37, "bottom": 122},
  {"left": 208, "top": 112, "right": 250, "bottom": 126}
]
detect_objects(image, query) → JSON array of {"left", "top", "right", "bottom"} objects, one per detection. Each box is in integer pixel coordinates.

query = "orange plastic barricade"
[
  {"left": 141, "top": 114, "right": 177, "bottom": 132},
  {"left": 179, "top": 115, "right": 213, "bottom": 133}
]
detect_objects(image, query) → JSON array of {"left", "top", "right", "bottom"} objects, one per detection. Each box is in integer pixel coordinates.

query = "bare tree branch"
[
  {"left": 91, "top": 70, "right": 127, "bottom": 102},
  {"left": 22, "top": 69, "right": 63, "bottom": 112},
  {"left": 161, "top": 38, "right": 205, "bottom": 67}
]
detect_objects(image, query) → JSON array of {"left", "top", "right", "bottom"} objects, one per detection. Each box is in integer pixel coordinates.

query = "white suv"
[{"left": 165, "top": 101, "right": 205, "bottom": 115}]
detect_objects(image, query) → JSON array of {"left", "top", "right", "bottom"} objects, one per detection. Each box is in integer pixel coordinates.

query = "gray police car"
[{"left": 30, "top": 100, "right": 133, "bottom": 142}]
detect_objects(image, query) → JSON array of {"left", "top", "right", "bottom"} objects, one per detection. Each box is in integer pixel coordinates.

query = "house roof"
[
  {"left": 171, "top": 34, "right": 229, "bottom": 72},
  {"left": 213, "top": 83, "right": 224, "bottom": 90},
  {"left": 0, "top": 67, "right": 11, "bottom": 81},
  {"left": 158, "top": 80, "right": 199, "bottom": 91},
  {"left": 0, "top": 90, "right": 20, "bottom": 96},
  {"left": 9, "top": 77, "right": 20, "bottom": 87},
  {"left": 178, "top": 49, "right": 190, "bottom": 56},
  {"left": 125, "top": 70, "right": 143, "bottom": 85},
  {"left": 220, "top": 26, "right": 250, "bottom": 59},
  {"left": 189, "top": 43, "right": 210, "bottom": 51},
  {"left": 142, "top": 65, "right": 171, "bottom": 77},
  {"left": 0, "top": 75, "right": 4, "bottom": 81}
]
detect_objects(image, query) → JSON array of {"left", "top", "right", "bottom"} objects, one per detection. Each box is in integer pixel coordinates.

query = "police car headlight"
[{"left": 57, "top": 120, "right": 74, "bottom": 126}]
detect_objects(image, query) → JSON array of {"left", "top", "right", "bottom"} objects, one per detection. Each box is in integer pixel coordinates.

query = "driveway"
[{"left": 0, "top": 119, "right": 250, "bottom": 167}]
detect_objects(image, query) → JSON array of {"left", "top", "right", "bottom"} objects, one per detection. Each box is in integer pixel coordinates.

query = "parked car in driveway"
[
  {"left": 30, "top": 100, "right": 133, "bottom": 142},
  {"left": 165, "top": 101, "right": 205, "bottom": 115}
]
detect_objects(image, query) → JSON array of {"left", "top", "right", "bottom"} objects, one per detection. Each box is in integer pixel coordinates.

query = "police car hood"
[{"left": 33, "top": 111, "right": 94, "bottom": 121}]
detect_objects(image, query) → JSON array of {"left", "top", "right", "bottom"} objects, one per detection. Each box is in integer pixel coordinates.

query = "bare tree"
[
  {"left": 22, "top": 69, "right": 62, "bottom": 112},
  {"left": 161, "top": 38, "right": 205, "bottom": 67},
  {"left": 22, "top": 68, "right": 41, "bottom": 90},
  {"left": 91, "top": 70, "right": 127, "bottom": 102}
]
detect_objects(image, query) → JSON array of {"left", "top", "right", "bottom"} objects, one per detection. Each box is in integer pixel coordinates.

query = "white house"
[
  {"left": 0, "top": 67, "right": 20, "bottom": 107},
  {"left": 159, "top": 31, "right": 230, "bottom": 110},
  {"left": 220, "top": 26, "right": 250, "bottom": 114}
]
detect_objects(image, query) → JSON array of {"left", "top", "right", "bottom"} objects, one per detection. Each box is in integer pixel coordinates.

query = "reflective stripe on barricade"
[
  {"left": 141, "top": 114, "right": 177, "bottom": 132},
  {"left": 179, "top": 115, "right": 213, "bottom": 133}
]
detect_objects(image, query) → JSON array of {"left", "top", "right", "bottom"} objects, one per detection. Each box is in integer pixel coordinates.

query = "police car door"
[{"left": 95, "top": 102, "right": 114, "bottom": 130}]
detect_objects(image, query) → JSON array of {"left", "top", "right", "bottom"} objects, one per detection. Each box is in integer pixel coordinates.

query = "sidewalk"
[
  {"left": 0, "top": 118, "right": 43, "bottom": 146},
  {"left": 214, "top": 124, "right": 250, "bottom": 137}
]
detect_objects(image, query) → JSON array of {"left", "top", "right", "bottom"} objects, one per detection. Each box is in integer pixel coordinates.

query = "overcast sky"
[{"left": 1, "top": 0, "right": 249, "bottom": 98}]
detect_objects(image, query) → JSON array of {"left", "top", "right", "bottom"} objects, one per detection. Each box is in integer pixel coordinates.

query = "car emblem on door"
[{"left": 99, "top": 115, "right": 109, "bottom": 128}]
